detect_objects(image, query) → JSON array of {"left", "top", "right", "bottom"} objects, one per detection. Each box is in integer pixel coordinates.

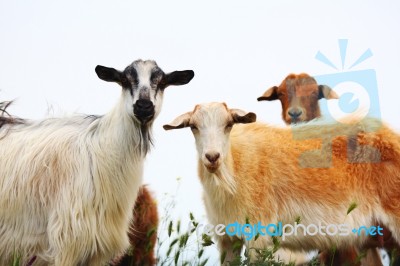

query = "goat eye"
[{"left": 190, "top": 125, "right": 198, "bottom": 131}]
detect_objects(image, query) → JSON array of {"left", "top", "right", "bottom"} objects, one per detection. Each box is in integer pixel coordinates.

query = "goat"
[
  {"left": 259, "top": 73, "right": 398, "bottom": 266},
  {"left": 257, "top": 73, "right": 338, "bottom": 124},
  {"left": 0, "top": 59, "right": 194, "bottom": 265},
  {"left": 164, "top": 102, "right": 400, "bottom": 265}
]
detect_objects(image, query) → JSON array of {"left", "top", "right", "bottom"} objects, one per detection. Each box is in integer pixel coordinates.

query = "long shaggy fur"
[
  {"left": 0, "top": 96, "right": 149, "bottom": 265},
  {"left": 111, "top": 185, "right": 158, "bottom": 266}
]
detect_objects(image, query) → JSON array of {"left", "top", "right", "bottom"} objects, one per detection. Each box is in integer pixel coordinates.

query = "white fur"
[
  {"left": 0, "top": 59, "right": 192, "bottom": 265},
  {"left": 0, "top": 95, "right": 144, "bottom": 265}
]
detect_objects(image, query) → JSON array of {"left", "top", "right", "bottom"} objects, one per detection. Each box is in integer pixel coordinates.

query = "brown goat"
[
  {"left": 257, "top": 73, "right": 338, "bottom": 124},
  {"left": 259, "top": 73, "right": 400, "bottom": 265},
  {"left": 111, "top": 185, "right": 158, "bottom": 266}
]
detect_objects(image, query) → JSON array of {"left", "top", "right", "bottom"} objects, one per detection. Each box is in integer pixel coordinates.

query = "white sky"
[{"left": 1, "top": 1, "right": 399, "bottom": 264}]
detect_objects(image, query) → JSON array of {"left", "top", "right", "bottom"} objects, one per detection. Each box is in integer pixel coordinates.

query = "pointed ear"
[
  {"left": 163, "top": 112, "right": 192, "bottom": 130},
  {"left": 257, "top": 86, "right": 279, "bottom": 101},
  {"left": 95, "top": 65, "right": 122, "bottom": 83},
  {"left": 163, "top": 70, "right": 195, "bottom": 88},
  {"left": 230, "top": 109, "right": 257, "bottom": 124},
  {"left": 318, "top": 85, "right": 339, "bottom": 99}
]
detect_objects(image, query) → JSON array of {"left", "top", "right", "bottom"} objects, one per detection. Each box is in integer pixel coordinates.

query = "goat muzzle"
[
  {"left": 134, "top": 99, "right": 155, "bottom": 124},
  {"left": 204, "top": 152, "right": 221, "bottom": 173}
]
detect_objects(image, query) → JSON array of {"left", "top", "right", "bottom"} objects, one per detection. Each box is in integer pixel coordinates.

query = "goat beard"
[{"left": 208, "top": 164, "right": 237, "bottom": 195}]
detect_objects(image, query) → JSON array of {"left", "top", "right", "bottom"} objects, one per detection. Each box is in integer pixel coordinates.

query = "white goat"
[
  {"left": 0, "top": 59, "right": 194, "bottom": 265},
  {"left": 164, "top": 102, "right": 400, "bottom": 265}
]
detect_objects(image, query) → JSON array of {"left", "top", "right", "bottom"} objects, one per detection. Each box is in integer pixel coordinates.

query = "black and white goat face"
[{"left": 95, "top": 59, "right": 194, "bottom": 124}]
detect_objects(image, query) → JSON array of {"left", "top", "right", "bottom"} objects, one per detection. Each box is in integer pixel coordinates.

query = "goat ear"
[
  {"left": 318, "top": 85, "right": 339, "bottom": 100},
  {"left": 230, "top": 109, "right": 257, "bottom": 124},
  {"left": 163, "top": 70, "right": 195, "bottom": 88},
  {"left": 95, "top": 65, "right": 122, "bottom": 83},
  {"left": 257, "top": 86, "right": 279, "bottom": 101},
  {"left": 163, "top": 112, "right": 192, "bottom": 130}
]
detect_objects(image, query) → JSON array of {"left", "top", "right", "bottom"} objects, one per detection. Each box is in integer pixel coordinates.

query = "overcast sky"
[{"left": 1, "top": 1, "right": 399, "bottom": 263}]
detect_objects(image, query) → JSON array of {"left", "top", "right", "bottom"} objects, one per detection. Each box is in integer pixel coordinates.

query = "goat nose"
[
  {"left": 134, "top": 99, "right": 155, "bottom": 124},
  {"left": 135, "top": 99, "right": 153, "bottom": 110},
  {"left": 288, "top": 108, "right": 302, "bottom": 118},
  {"left": 205, "top": 152, "right": 220, "bottom": 163}
]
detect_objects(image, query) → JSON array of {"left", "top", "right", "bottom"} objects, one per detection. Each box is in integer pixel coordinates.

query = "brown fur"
[
  {"left": 319, "top": 248, "right": 359, "bottom": 266},
  {"left": 229, "top": 120, "right": 400, "bottom": 258},
  {"left": 229, "top": 120, "right": 400, "bottom": 216},
  {"left": 111, "top": 185, "right": 158, "bottom": 266}
]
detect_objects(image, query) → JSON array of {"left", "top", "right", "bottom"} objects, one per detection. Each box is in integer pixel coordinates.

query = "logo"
[
  {"left": 294, "top": 39, "right": 382, "bottom": 168},
  {"left": 189, "top": 221, "right": 383, "bottom": 241}
]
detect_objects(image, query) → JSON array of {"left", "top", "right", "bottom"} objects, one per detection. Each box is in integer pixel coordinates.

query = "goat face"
[
  {"left": 164, "top": 102, "right": 256, "bottom": 173},
  {"left": 95, "top": 60, "right": 194, "bottom": 124},
  {"left": 258, "top": 73, "right": 339, "bottom": 124}
]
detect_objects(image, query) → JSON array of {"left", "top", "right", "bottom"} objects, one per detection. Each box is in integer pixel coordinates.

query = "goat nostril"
[
  {"left": 288, "top": 109, "right": 302, "bottom": 118},
  {"left": 205, "top": 153, "right": 220, "bottom": 163},
  {"left": 135, "top": 99, "right": 153, "bottom": 109},
  {"left": 134, "top": 99, "right": 155, "bottom": 123}
]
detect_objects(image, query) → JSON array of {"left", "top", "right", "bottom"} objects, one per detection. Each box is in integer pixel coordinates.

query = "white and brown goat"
[{"left": 164, "top": 102, "right": 400, "bottom": 265}]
